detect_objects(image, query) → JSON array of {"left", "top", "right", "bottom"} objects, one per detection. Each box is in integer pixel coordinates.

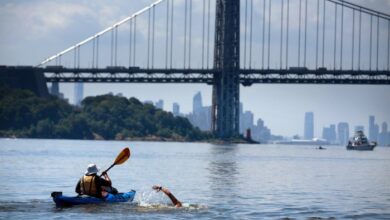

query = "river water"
[{"left": 0, "top": 139, "right": 389, "bottom": 219}]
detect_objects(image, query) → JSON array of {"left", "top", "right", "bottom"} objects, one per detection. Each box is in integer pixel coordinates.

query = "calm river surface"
[{"left": 0, "top": 139, "right": 389, "bottom": 219}]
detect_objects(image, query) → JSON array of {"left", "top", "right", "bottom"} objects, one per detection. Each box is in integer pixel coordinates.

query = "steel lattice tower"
[{"left": 212, "top": 0, "right": 240, "bottom": 138}]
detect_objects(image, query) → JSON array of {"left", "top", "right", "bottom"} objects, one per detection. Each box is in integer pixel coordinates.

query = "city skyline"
[{"left": 138, "top": 90, "right": 389, "bottom": 141}]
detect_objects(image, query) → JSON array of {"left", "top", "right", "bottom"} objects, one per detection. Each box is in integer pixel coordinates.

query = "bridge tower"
[{"left": 212, "top": 0, "right": 240, "bottom": 138}]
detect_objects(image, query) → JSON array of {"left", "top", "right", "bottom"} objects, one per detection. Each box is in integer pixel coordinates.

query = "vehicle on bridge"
[
  {"left": 46, "top": 65, "right": 64, "bottom": 70},
  {"left": 289, "top": 67, "right": 308, "bottom": 72}
]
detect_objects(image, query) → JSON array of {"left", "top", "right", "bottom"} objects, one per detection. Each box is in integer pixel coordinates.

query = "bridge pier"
[{"left": 212, "top": 0, "right": 240, "bottom": 139}]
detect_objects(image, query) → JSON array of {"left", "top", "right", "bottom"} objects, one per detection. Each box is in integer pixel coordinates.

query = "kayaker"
[
  {"left": 152, "top": 185, "right": 182, "bottom": 207},
  {"left": 75, "top": 164, "right": 118, "bottom": 198}
]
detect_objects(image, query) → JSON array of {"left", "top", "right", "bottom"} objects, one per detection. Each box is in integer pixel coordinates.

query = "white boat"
[{"left": 346, "top": 130, "right": 376, "bottom": 151}]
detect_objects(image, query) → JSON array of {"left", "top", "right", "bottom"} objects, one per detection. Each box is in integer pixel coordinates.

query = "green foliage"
[{"left": 0, "top": 85, "right": 210, "bottom": 141}]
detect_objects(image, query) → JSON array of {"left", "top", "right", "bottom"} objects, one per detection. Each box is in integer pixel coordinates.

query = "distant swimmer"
[
  {"left": 152, "top": 185, "right": 182, "bottom": 207},
  {"left": 318, "top": 146, "right": 326, "bottom": 150}
]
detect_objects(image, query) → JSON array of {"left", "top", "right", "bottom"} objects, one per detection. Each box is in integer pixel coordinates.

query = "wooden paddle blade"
[{"left": 114, "top": 147, "right": 131, "bottom": 165}]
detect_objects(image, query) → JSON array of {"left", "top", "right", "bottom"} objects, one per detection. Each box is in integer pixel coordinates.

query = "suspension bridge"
[{"left": 29, "top": 0, "right": 390, "bottom": 138}]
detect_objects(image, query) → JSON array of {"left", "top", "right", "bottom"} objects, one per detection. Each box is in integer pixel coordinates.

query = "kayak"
[{"left": 51, "top": 190, "right": 136, "bottom": 206}]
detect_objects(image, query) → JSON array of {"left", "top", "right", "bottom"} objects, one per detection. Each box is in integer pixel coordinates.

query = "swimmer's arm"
[{"left": 153, "top": 185, "right": 182, "bottom": 207}]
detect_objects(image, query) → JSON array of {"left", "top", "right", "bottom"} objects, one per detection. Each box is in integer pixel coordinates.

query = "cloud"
[{"left": 0, "top": 1, "right": 95, "bottom": 40}]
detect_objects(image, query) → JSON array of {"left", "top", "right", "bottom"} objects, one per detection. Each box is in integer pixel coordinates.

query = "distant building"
[
  {"left": 242, "top": 111, "right": 254, "bottom": 133},
  {"left": 193, "top": 92, "right": 202, "bottom": 114},
  {"left": 304, "top": 112, "right": 314, "bottom": 139},
  {"left": 49, "top": 82, "right": 66, "bottom": 101},
  {"left": 172, "top": 102, "right": 180, "bottom": 116},
  {"left": 50, "top": 82, "right": 59, "bottom": 97},
  {"left": 369, "top": 116, "right": 379, "bottom": 141},
  {"left": 74, "top": 82, "right": 84, "bottom": 106},
  {"left": 337, "top": 122, "right": 350, "bottom": 145},
  {"left": 251, "top": 118, "right": 271, "bottom": 143},
  {"left": 187, "top": 92, "right": 211, "bottom": 131},
  {"left": 378, "top": 122, "right": 390, "bottom": 146},
  {"left": 239, "top": 103, "right": 244, "bottom": 134},
  {"left": 322, "top": 124, "right": 336, "bottom": 144},
  {"left": 155, "top": 100, "right": 164, "bottom": 110}
]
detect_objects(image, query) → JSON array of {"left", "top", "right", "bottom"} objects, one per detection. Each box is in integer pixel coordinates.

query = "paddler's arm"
[
  {"left": 152, "top": 185, "right": 182, "bottom": 207},
  {"left": 101, "top": 172, "right": 112, "bottom": 185},
  {"left": 75, "top": 179, "right": 81, "bottom": 194}
]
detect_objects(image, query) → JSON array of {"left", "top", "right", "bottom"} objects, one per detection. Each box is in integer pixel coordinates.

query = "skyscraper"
[
  {"left": 50, "top": 82, "right": 59, "bottom": 97},
  {"left": 172, "top": 102, "right": 180, "bottom": 116},
  {"left": 322, "top": 124, "right": 336, "bottom": 144},
  {"left": 188, "top": 92, "right": 212, "bottom": 131},
  {"left": 155, "top": 100, "right": 164, "bottom": 110},
  {"left": 379, "top": 122, "right": 389, "bottom": 146},
  {"left": 74, "top": 82, "right": 84, "bottom": 106},
  {"left": 369, "top": 116, "right": 379, "bottom": 141},
  {"left": 193, "top": 92, "right": 202, "bottom": 114},
  {"left": 337, "top": 122, "right": 350, "bottom": 145},
  {"left": 242, "top": 111, "right": 254, "bottom": 132},
  {"left": 304, "top": 112, "right": 314, "bottom": 139}
]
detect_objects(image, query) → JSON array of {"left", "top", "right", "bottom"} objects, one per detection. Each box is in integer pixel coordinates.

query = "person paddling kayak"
[
  {"left": 152, "top": 185, "right": 182, "bottom": 207},
  {"left": 75, "top": 164, "right": 118, "bottom": 198}
]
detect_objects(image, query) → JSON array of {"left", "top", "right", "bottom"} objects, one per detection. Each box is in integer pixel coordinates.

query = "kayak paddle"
[{"left": 100, "top": 147, "right": 131, "bottom": 176}]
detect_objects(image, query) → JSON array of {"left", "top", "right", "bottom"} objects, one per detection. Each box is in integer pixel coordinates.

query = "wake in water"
[{"left": 133, "top": 189, "right": 206, "bottom": 211}]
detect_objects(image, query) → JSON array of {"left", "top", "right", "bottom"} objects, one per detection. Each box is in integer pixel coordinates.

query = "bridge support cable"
[
  {"left": 92, "top": 38, "right": 95, "bottom": 68},
  {"left": 111, "top": 30, "right": 114, "bottom": 66},
  {"left": 38, "top": 0, "right": 165, "bottom": 67},
  {"left": 370, "top": 15, "right": 373, "bottom": 71},
  {"left": 334, "top": 3, "right": 337, "bottom": 70},
  {"left": 170, "top": 0, "right": 174, "bottom": 69},
  {"left": 77, "top": 46, "right": 81, "bottom": 68},
  {"left": 133, "top": 16, "right": 137, "bottom": 66},
  {"left": 388, "top": 20, "right": 390, "bottom": 71},
  {"left": 376, "top": 15, "right": 379, "bottom": 71},
  {"left": 316, "top": 0, "right": 319, "bottom": 69},
  {"left": 352, "top": 10, "right": 355, "bottom": 70},
  {"left": 267, "top": 0, "right": 271, "bottom": 69},
  {"left": 340, "top": 2, "right": 344, "bottom": 70},
  {"left": 147, "top": 9, "right": 151, "bottom": 69},
  {"left": 96, "top": 36, "right": 99, "bottom": 68},
  {"left": 322, "top": 0, "right": 326, "bottom": 68},
  {"left": 280, "top": 0, "right": 284, "bottom": 69},
  {"left": 206, "top": 0, "right": 210, "bottom": 69},
  {"left": 189, "top": 0, "right": 192, "bottom": 69},
  {"left": 286, "top": 0, "right": 290, "bottom": 69},
  {"left": 249, "top": 0, "right": 253, "bottom": 69},
  {"left": 261, "top": 0, "right": 266, "bottom": 69},
  {"left": 298, "top": 0, "right": 302, "bottom": 67},
  {"left": 129, "top": 19, "right": 133, "bottom": 67},
  {"left": 184, "top": 0, "right": 188, "bottom": 68},
  {"left": 202, "top": 0, "right": 205, "bottom": 69},
  {"left": 358, "top": 9, "right": 361, "bottom": 70},
  {"left": 304, "top": 0, "right": 308, "bottom": 68},
  {"left": 244, "top": 0, "right": 248, "bottom": 68},
  {"left": 115, "top": 27, "right": 118, "bottom": 66},
  {"left": 152, "top": 6, "right": 156, "bottom": 68},
  {"left": 165, "top": 0, "right": 169, "bottom": 69}
]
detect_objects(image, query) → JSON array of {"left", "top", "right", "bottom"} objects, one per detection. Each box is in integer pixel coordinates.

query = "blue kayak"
[{"left": 51, "top": 190, "right": 136, "bottom": 206}]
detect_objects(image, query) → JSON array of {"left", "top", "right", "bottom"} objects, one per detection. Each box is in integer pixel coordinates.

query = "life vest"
[{"left": 80, "top": 175, "right": 99, "bottom": 196}]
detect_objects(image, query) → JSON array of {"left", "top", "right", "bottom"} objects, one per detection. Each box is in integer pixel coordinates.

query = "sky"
[{"left": 1, "top": 0, "right": 390, "bottom": 137}]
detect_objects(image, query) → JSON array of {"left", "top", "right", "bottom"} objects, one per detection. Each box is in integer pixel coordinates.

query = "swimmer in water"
[{"left": 152, "top": 185, "right": 182, "bottom": 207}]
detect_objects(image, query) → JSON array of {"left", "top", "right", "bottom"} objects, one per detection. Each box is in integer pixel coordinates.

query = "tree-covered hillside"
[{"left": 0, "top": 85, "right": 211, "bottom": 141}]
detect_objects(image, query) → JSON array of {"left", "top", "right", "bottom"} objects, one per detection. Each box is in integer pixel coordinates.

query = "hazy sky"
[{"left": 1, "top": 0, "right": 389, "bottom": 137}]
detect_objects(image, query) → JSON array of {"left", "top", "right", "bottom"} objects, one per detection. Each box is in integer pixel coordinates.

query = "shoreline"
[{"left": 0, "top": 135, "right": 260, "bottom": 144}]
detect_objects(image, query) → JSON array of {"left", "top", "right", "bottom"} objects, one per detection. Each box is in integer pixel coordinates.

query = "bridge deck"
[{"left": 40, "top": 67, "right": 390, "bottom": 85}]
